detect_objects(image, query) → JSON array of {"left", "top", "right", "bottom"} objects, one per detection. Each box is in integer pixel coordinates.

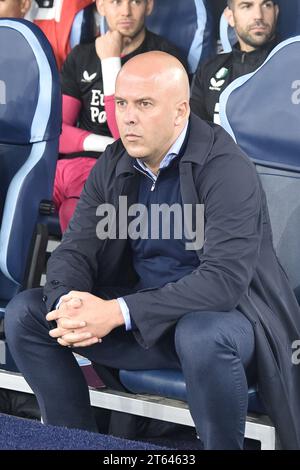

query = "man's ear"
[
  {"left": 275, "top": 4, "right": 279, "bottom": 22},
  {"left": 21, "top": 0, "right": 32, "bottom": 16},
  {"left": 223, "top": 6, "right": 235, "bottom": 28},
  {"left": 145, "top": 0, "right": 154, "bottom": 17},
  {"left": 96, "top": 0, "right": 105, "bottom": 17},
  {"left": 175, "top": 101, "right": 190, "bottom": 126}
]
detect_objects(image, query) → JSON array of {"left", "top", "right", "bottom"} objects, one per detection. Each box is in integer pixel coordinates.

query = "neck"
[
  {"left": 238, "top": 35, "right": 275, "bottom": 53},
  {"left": 122, "top": 27, "right": 146, "bottom": 55},
  {"left": 142, "top": 124, "right": 187, "bottom": 175},
  {"left": 240, "top": 43, "right": 257, "bottom": 53}
]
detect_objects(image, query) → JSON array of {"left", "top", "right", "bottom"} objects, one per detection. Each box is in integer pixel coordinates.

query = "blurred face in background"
[
  {"left": 225, "top": 0, "right": 279, "bottom": 52},
  {"left": 96, "top": 0, "right": 153, "bottom": 40},
  {"left": 0, "top": 0, "right": 31, "bottom": 18}
]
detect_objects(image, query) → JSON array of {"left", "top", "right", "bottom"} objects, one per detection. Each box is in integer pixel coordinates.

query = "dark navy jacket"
[{"left": 44, "top": 113, "right": 300, "bottom": 449}]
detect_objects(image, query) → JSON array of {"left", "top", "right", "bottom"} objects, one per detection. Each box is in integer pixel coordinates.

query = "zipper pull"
[{"left": 151, "top": 181, "right": 156, "bottom": 191}]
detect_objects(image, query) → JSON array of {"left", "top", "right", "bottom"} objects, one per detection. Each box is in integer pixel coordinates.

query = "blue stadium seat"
[
  {"left": 99, "top": 0, "right": 216, "bottom": 74},
  {"left": 0, "top": 19, "right": 61, "bottom": 366},
  {"left": 70, "top": 2, "right": 97, "bottom": 49},
  {"left": 219, "top": 35, "right": 300, "bottom": 300},
  {"left": 219, "top": 9, "right": 236, "bottom": 53},
  {"left": 120, "top": 369, "right": 265, "bottom": 415},
  {"left": 276, "top": 0, "right": 300, "bottom": 41}
]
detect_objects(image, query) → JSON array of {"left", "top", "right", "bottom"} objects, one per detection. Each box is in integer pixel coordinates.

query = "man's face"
[
  {"left": 226, "top": 0, "right": 279, "bottom": 51},
  {"left": 0, "top": 0, "right": 28, "bottom": 18},
  {"left": 97, "top": 0, "right": 153, "bottom": 39},
  {"left": 115, "top": 72, "right": 180, "bottom": 163}
]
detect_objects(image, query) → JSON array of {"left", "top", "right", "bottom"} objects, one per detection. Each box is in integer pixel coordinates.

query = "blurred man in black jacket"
[{"left": 191, "top": 0, "right": 279, "bottom": 123}]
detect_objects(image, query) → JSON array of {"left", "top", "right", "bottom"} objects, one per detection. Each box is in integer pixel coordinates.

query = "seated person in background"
[
  {"left": 34, "top": 0, "right": 95, "bottom": 70},
  {"left": 53, "top": 0, "right": 188, "bottom": 232},
  {"left": 0, "top": 0, "right": 33, "bottom": 18},
  {"left": 190, "top": 0, "right": 279, "bottom": 123},
  {"left": 6, "top": 51, "right": 300, "bottom": 450},
  {"left": 0, "top": 1, "right": 92, "bottom": 68}
]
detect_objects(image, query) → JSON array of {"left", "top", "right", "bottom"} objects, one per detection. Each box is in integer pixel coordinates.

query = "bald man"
[
  {"left": 6, "top": 52, "right": 300, "bottom": 449},
  {"left": 0, "top": 0, "right": 32, "bottom": 18}
]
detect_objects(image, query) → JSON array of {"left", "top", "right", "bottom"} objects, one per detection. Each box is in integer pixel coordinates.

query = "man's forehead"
[
  {"left": 233, "top": 0, "right": 275, "bottom": 6},
  {"left": 117, "top": 72, "right": 158, "bottom": 92},
  {"left": 115, "top": 85, "right": 157, "bottom": 101}
]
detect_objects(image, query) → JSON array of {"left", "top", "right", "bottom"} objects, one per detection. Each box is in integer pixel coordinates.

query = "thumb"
[{"left": 59, "top": 295, "right": 83, "bottom": 309}]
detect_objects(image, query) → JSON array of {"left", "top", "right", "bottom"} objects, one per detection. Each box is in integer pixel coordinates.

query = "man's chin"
[
  {"left": 122, "top": 142, "right": 145, "bottom": 158},
  {"left": 248, "top": 32, "right": 272, "bottom": 47}
]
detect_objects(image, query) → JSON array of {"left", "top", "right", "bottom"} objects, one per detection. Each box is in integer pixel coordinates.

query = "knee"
[
  {"left": 4, "top": 288, "right": 45, "bottom": 341},
  {"left": 175, "top": 312, "right": 215, "bottom": 363},
  {"left": 175, "top": 311, "right": 231, "bottom": 370}
]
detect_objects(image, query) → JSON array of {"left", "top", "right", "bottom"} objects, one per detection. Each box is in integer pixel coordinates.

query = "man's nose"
[
  {"left": 253, "top": 4, "right": 264, "bottom": 20},
  {"left": 120, "top": 0, "right": 131, "bottom": 17},
  {"left": 124, "top": 105, "right": 137, "bottom": 125}
]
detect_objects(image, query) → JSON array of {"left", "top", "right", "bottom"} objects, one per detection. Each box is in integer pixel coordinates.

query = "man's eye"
[
  {"left": 140, "top": 101, "right": 151, "bottom": 108},
  {"left": 116, "top": 100, "right": 126, "bottom": 107}
]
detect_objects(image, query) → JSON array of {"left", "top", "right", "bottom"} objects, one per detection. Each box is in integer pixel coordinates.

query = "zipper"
[{"left": 133, "top": 164, "right": 158, "bottom": 191}]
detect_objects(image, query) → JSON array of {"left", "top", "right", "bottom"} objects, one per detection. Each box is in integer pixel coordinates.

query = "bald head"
[
  {"left": 117, "top": 51, "right": 190, "bottom": 102},
  {"left": 115, "top": 51, "right": 190, "bottom": 172}
]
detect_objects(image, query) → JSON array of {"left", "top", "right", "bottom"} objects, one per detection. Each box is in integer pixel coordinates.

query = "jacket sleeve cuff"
[{"left": 117, "top": 297, "right": 132, "bottom": 330}]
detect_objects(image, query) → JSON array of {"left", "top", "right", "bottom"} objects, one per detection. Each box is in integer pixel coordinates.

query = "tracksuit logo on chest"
[
  {"left": 209, "top": 67, "right": 229, "bottom": 91},
  {"left": 81, "top": 71, "right": 97, "bottom": 83}
]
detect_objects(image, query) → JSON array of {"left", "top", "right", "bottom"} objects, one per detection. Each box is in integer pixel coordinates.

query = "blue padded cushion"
[
  {"left": 277, "top": 0, "right": 300, "bottom": 40},
  {"left": 220, "top": 38, "right": 300, "bottom": 170},
  {"left": 120, "top": 369, "right": 187, "bottom": 401},
  {"left": 0, "top": 19, "right": 61, "bottom": 144},
  {"left": 0, "top": 19, "right": 61, "bottom": 296},
  {"left": 119, "top": 369, "right": 265, "bottom": 414},
  {"left": 0, "top": 144, "right": 31, "bottom": 222},
  {"left": 70, "top": 3, "right": 96, "bottom": 48},
  {"left": 146, "top": 0, "right": 215, "bottom": 73}
]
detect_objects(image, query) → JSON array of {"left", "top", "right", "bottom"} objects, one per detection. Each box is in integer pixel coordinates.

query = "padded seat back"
[
  {"left": 219, "top": 36, "right": 300, "bottom": 298},
  {"left": 0, "top": 19, "right": 61, "bottom": 302}
]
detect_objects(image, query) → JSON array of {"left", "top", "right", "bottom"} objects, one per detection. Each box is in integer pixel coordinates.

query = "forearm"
[
  {"left": 101, "top": 57, "right": 121, "bottom": 139},
  {"left": 59, "top": 122, "right": 91, "bottom": 154}
]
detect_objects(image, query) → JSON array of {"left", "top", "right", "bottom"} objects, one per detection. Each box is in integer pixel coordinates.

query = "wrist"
[
  {"left": 109, "top": 299, "right": 125, "bottom": 328},
  {"left": 101, "top": 57, "right": 121, "bottom": 96}
]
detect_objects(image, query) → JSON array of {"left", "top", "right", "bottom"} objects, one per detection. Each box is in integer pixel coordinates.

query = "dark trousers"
[{"left": 5, "top": 287, "right": 256, "bottom": 450}]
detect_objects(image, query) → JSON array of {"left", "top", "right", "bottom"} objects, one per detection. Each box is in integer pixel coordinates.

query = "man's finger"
[
  {"left": 46, "top": 309, "right": 64, "bottom": 322},
  {"left": 60, "top": 291, "right": 84, "bottom": 303},
  {"left": 67, "top": 298, "right": 83, "bottom": 309},
  {"left": 61, "top": 331, "right": 93, "bottom": 343},
  {"left": 72, "top": 337, "right": 101, "bottom": 348},
  {"left": 58, "top": 318, "right": 86, "bottom": 329},
  {"left": 49, "top": 327, "right": 68, "bottom": 339},
  {"left": 57, "top": 337, "right": 71, "bottom": 347}
]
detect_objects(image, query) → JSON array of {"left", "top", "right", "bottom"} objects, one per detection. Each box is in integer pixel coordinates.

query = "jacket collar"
[{"left": 115, "top": 112, "right": 214, "bottom": 177}]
